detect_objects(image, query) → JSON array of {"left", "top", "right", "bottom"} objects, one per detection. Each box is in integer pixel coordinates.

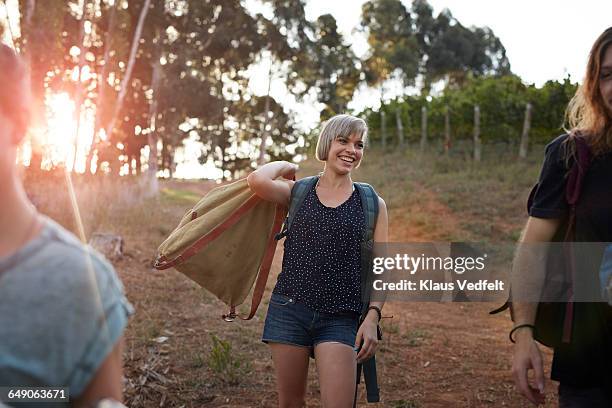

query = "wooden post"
[
  {"left": 519, "top": 102, "right": 532, "bottom": 160},
  {"left": 473, "top": 105, "right": 481, "bottom": 162},
  {"left": 381, "top": 109, "right": 386, "bottom": 149},
  {"left": 444, "top": 105, "right": 451, "bottom": 155},
  {"left": 396, "top": 106, "right": 404, "bottom": 147},
  {"left": 420, "top": 106, "right": 428, "bottom": 152}
]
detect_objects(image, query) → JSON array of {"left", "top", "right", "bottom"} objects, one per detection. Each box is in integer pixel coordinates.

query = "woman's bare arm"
[
  {"left": 73, "top": 337, "right": 124, "bottom": 408},
  {"left": 512, "top": 216, "right": 561, "bottom": 326},
  {"left": 511, "top": 216, "right": 561, "bottom": 405},
  {"left": 246, "top": 161, "right": 298, "bottom": 206}
]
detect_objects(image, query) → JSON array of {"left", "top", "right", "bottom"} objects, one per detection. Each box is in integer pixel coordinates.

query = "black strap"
[
  {"left": 276, "top": 176, "right": 317, "bottom": 240},
  {"left": 353, "top": 182, "right": 381, "bottom": 404}
]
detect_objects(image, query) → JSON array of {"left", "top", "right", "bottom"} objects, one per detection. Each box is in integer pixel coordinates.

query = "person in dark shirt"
[
  {"left": 511, "top": 27, "right": 612, "bottom": 407},
  {"left": 247, "top": 114, "right": 388, "bottom": 407}
]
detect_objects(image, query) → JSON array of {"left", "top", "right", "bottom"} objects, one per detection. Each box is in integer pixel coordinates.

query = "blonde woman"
[{"left": 248, "top": 114, "right": 388, "bottom": 407}]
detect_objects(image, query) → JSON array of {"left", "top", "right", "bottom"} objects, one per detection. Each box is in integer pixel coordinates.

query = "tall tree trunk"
[
  {"left": 1, "top": 0, "right": 18, "bottom": 49},
  {"left": 104, "top": 0, "right": 151, "bottom": 141},
  {"left": 146, "top": 50, "right": 162, "bottom": 194},
  {"left": 86, "top": 0, "right": 118, "bottom": 174},
  {"left": 258, "top": 54, "right": 273, "bottom": 166},
  {"left": 444, "top": 105, "right": 451, "bottom": 155},
  {"left": 166, "top": 145, "right": 175, "bottom": 179},
  {"left": 23, "top": 0, "right": 35, "bottom": 65},
  {"left": 379, "top": 87, "right": 386, "bottom": 149},
  {"left": 22, "top": 0, "right": 44, "bottom": 171},
  {"left": 71, "top": 0, "right": 90, "bottom": 172},
  {"left": 473, "top": 105, "right": 481, "bottom": 162},
  {"left": 396, "top": 106, "right": 404, "bottom": 147},
  {"left": 420, "top": 106, "right": 428, "bottom": 152},
  {"left": 519, "top": 102, "right": 532, "bottom": 160}
]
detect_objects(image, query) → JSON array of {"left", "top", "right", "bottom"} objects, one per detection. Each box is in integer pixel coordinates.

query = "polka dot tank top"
[{"left": 273, "top": 180, "right": 365, "bottom": 314}]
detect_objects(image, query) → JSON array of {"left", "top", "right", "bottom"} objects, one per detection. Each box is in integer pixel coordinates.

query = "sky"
[
  {"left": 304, "top": 0, "right": 611, "bottom": 87},
  {"left": 249, "top": 0, "right": 612, "bottom": 130}
]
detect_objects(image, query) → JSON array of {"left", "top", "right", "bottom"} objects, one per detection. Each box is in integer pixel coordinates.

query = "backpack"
[
  {"left": 490, "top": 134, "right": 591, "bottom": 347},
  {"left": 277, "top": 175, "right": 382, "bottom": 404},
  {"left": 154, "top": 178, "right": 287, "bottom": 321}
]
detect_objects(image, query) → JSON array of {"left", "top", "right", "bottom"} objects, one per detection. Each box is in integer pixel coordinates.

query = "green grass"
[
  {"left": 403, "top": 328, "right": 430, "bottom": 347},
  {"left": 207, "top": 334, "right": 251, "bottom": 385},
  {"left": 391, "top": 399, "right": 420, "bottom": 408},
  {"left": 161, "top": 188, "right": 201, "bottom": 205}
]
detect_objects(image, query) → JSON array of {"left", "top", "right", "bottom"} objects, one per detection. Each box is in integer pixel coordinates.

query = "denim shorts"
[{"left": 262, "top": 292, "right": 360, "bottom": 352}]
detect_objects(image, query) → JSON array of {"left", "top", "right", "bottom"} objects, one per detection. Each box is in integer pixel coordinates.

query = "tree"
[
  {"left": 411, "top": 1, "right": 511, "bottom": 90},
  {"left": 104, "top": 0, "right": 151, "bottom": 143},
  {"left": 293, "top": 14, "right": 360, "bottom": 120},
  {"left": 17, "top": 0, "right": 66, "bottom": 170},
  {"left": 359, "top": 0, "right": 420, "bottom": 90}
]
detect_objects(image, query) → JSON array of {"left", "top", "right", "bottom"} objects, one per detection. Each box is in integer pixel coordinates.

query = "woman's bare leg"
[
  {"left": 314, "top": 342, "right": 357, "bottom": 408},
  {"left": 270, "top": 343, "right": 311, "bottom": 408}
]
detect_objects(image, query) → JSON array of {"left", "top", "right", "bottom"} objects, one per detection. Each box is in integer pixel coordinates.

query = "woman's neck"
[
  {"left": 0, "top": 178, "right": 40, "bottom": 258},
  {"left": 318, "top": 168, "right": 352, "bottom": 189}
]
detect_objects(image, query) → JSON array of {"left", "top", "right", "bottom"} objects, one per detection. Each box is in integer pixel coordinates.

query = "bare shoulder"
[{"left": 374, "top": 195, "right": 388, "bottom": 240}]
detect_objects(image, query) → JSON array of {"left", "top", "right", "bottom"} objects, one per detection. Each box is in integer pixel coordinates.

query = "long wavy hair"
[{"left": 565, "top": 27, "right": 612, "bottom": 156}]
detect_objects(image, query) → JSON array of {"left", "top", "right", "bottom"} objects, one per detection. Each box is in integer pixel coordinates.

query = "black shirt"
[
  {"left": 273, "top": 182, "right": 365, "bottom": 314},
  {"left": 530, "top": 134, "right": 612, "bottom": 387}
]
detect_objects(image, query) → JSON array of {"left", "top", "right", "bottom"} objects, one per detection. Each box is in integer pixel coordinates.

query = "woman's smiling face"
[
  {"left": 600, "top": 44, "right": 612, "bottom": 116},
  {"left": 326, "top": 133, "right": 364, "bottom": 175}
]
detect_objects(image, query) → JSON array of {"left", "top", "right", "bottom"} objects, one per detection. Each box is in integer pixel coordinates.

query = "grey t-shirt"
[{"left": 0, "top": 217, "right": 133, "bottom": 399}]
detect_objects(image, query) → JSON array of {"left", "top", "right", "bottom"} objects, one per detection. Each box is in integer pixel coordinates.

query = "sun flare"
[{"left": 33, "top": 92, "right": 95, "bottom": 173}]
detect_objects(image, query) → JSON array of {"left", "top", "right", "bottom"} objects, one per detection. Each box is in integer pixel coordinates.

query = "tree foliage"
[
  {"left": 10, "top": 0, "right": 574, "bottom": 179},
  {"left": 363, "top": 75, "right": 578, "bottom": 148}
]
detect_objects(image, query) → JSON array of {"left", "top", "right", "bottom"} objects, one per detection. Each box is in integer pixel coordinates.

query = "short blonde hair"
[{"left": 315, "top": 114, "right": 368, "bottom": 161}]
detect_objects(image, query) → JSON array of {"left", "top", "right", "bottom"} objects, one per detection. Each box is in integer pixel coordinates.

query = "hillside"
[{"left": 24, "top": 143, "right": 556, "bottom": 407}]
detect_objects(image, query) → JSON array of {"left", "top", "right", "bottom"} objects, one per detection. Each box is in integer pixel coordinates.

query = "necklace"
[{"left": 0, "top": 211, "right": 42, "bottom": 275}]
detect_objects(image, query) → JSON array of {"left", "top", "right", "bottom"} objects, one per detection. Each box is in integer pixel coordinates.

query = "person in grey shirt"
[{"left": 0, "top": 43, "right": 133, "bottom": 407}]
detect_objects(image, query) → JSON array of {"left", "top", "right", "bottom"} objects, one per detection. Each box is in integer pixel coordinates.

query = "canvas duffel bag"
[{"left": 154, "top": 178, "right": 286, "bottom": 320}]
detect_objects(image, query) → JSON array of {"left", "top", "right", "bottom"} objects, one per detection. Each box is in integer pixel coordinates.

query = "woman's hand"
[
  {"left": 355, "top": 312, "right": 379, "bottom": 363},
  {"left": 247, "top": 161, "right": 298, "bottom": 206},
  {"left": 512, "top": 328, "right": 546, "bottom": 405},
  {"left": 279, "top": 161, "right": 299, "bottom": 179}
]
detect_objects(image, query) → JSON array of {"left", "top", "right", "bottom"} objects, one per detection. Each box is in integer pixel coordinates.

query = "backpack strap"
[
  {"left": 559, "top": 133, "right": 591, "bottom": 342},
  {"left": 353, "top": 182, "right": 381, "bottom": 405},
  {"left": 223, "top": 202, "right": 287, "bottom": 321},
  {"left": 354, "top": 182, "right": 379, "bottom": 315},
  {"left": 275, "top": 176, "right": 318, "bottom": 240}
]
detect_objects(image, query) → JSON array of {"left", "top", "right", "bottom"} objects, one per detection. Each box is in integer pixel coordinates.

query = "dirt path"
[{"left": 115, "top": 179, "right": 556, "bottom": 407}]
